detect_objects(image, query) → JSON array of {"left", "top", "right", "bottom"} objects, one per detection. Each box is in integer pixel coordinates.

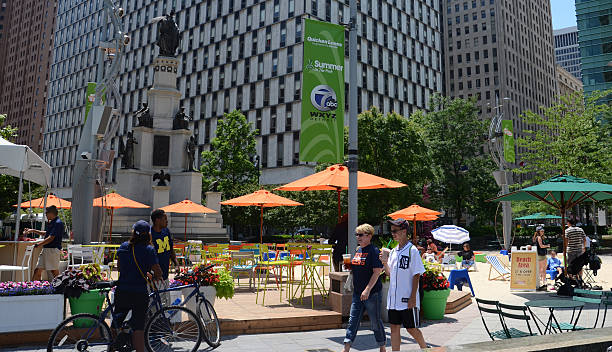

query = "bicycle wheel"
[
  {"left": 145, "top": 305, "right": 203, "bottom": 352},
  {"left": 197, "top": 298, "right": 221, "bottom": 347},
  {"left": 47, "top": 313, "right": 112, "bottom": 352}
]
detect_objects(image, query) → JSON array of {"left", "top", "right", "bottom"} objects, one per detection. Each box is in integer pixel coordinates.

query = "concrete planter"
[
  {"left": 0, "top": 294, "right": 64, "bottom": 332},
  {"left": 59, "top": 260, "right": 68, "bottom": 273},
  {"left": 182, "top": 285, "right": 216, "bottom": 313}
]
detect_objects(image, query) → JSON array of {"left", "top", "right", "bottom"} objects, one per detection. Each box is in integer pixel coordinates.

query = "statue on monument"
[
  {"left": 134, "top": 103, "right": 153, "bottom": 128},
  {"left": 173, "top": 107, "right": 191, "bottom": 130},
  {"left": 153, "top": 170, "right": 171, "bottom": 186},
  {"left": 186, "top": 135, "right": 197, "bottom": 172},
  {"left": 119, "top": 131, "right": 138, "bottom": 169},
  {"left": 152, "top": 10, "right": 180, "bottom": 57}
]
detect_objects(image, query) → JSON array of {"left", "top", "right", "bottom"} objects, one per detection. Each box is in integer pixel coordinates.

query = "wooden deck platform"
[
  {"left": 445, "top": 290, "right": 472, "bottom": 314},
  {"left": 218, "top": 288, "right": 343, "bottom": 335}
]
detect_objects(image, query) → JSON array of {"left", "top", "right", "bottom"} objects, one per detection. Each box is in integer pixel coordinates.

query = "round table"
[{"left": 525, "top": 299, "right": 585, "bottom": 334}]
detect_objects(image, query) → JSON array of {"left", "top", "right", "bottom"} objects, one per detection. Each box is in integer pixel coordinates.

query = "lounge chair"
[{"left": 486, "top": 255, "right": 510, "bottom": 281}]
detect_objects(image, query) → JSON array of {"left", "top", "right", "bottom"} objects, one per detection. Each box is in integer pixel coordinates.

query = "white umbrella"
[{"left": 432, "top": 225, "right": 470, "bottom": 245}]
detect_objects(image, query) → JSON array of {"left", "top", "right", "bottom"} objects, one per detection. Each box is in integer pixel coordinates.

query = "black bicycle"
[
  {"left": 150, "top": 264, "right": 221, "bottom": 347},
  {"left": 47, "top": 281, "right": 204, "bottom": 352}
]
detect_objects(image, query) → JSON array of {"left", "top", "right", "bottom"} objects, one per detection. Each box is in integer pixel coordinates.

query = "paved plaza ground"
[{"left": 5, "top": 252, "right": 612, "bottom": 351}]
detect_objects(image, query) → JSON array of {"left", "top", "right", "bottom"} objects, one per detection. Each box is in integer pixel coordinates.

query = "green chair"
[
  {"left": 551, "top": 289, "right": 610, "bottom": 331},
  {"left": 475, "top": 298, "right": 509, "bottom": 340},
  {"left": 497, "top": 302, "right": 538, "bottom": 338}
]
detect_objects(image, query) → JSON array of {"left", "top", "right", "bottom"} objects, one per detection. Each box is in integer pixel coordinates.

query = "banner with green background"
[
  {"left": 85, "top": 82, "right": 106, "bottom": 123},
  {"left": 300, "top": 19, "right": 345, "bottom": 163},
  {"left": 502, "top": 120, "right": 515, "bottom": 163}
]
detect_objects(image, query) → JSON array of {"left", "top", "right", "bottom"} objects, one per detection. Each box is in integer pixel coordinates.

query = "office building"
[
  {"left": 556, "top": 64, "right": 583, "bottom": 97},
  {"left": 0, "top": 0, "right": 57, "bottom": 152},
  {"left": 576, "top": 0, "right": 612, "bottom": 104},
  {"left": 44, "top": 0, "right": 443, "bottom": 197},
  {"left": 553, "top": 26, "right": 581, "bottom": 79},
  {"left": 442, "top": 0, "right": 557, "bottom": 148}
]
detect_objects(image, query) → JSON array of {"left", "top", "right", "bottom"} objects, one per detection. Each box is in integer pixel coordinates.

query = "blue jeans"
[
  {"left": 344, "top": 290, "right": 386, "bottom": 346},
  {"left": 462, "top": 259, "right": 474, "bottom": 269}
]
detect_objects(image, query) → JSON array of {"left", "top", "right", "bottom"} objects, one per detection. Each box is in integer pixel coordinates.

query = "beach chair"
[
  {"left": 486, "top": 255, "right": 510, "bottom": 281},
  {"left": 475, "top": 298, "right": 508, "bottom": 340},
  {"left": 0, "top": 245, "right": 34, "bottom": 281},
  {"left": 441, "top": 254, "right": 457, "bottom": 271},
  {"left": 497, "top": 302, "right": 538, "bottom": 338}
]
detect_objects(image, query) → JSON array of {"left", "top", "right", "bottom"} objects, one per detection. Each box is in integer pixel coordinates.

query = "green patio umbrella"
[
  {"left": 514, "top": 212, "right": 562, "bottom": 220},
  {"left": 490, "top": 175, "right": 612, "bottom": 265}
]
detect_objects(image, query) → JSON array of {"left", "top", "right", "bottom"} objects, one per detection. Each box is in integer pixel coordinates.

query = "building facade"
[
  {"left": 556, "top": 64, "right": 583, "bottom": 97},
  {"left": 442, "top": 0, "right": 557, "bottom": 155},
  {"left": 576, "top": 0, "right": 612, "bottom": 104},
  {"left": 0, "top": 0, "right": 57, "bottom": 152},
  {"left": 553, "top": 26, "right": 581, "bottom": 79},
  {"left": 44, "top": 0, "right": 443, "bottom": 197}
]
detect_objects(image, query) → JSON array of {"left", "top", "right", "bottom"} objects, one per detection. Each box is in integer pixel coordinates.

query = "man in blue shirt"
[
  {"left": 24, "top": 206, "right": 65, "bottom": 280},
  {"left": 150, "top": 209, "right": 179, "bottom": 282}
]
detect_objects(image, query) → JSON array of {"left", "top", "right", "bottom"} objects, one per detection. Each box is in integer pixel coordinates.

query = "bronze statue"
[
  {"left": 153, "top": 170, "right": 171, "bottom": 186},
  {"left": 186, "top": 135, "right": 197, "bottom": 171},
  {"left": 135, "top": 103, "right": 153, "bottom": 128},
  {"left": 152, "top": 11, "right": 180, "bottom": 57},
  {"left": 119, "top": 131, "right": 138, "bottom": 169},
  {"left": 173, "top": 107, "right": 191, "bottom": 130}
]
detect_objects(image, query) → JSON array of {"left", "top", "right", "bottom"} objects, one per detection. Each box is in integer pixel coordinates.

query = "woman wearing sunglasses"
[{"left": 342, "top": 223, "right": 386, "bottom": 352}]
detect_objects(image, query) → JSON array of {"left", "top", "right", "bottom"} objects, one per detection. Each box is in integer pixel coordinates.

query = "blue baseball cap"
[
  {"left": 388, "top": 218, "right": 409, "bottom": 229},
  {"left": 132, "top": 220, "right": 150, "bottom": 236}
]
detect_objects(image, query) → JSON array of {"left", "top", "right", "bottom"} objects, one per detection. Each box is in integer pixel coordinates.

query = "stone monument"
[{"left": 111, "top": 12, "right": 226, "bottom": 242}]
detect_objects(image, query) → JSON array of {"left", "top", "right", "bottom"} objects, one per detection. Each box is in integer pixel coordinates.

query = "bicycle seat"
[{"left": 94, "top": 281, "right": 118, "bottom": 289}]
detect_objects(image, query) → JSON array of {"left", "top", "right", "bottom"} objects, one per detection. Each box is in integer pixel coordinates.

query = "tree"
[
  {"left": 0, "top": 114, "right": 20, "bottom": 218},
  {"left": 515, "top": 90, "right": 612, "bottom": 184},
  {"left": 356, "top": 107, "right": 433, "bottom": 225},
  {"left": 414, "top": 95, "right": 498, "bottom": 225},
  {"left": 200, "top": 110, "right": 260, "bottom": 235}
]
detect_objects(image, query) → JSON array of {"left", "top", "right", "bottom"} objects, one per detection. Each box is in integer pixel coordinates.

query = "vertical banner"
[
  {"left": 85, "top": 82, "right": 106, "bottom": 124},
  {"left": 510, "top": 251, "right": 537, "bottom": 290},
  {"left": 501, "top": 120, "right": 515, "bottom": 163},
  {"left": 300, "top": 19, "right": 345, "bottom": 163}
]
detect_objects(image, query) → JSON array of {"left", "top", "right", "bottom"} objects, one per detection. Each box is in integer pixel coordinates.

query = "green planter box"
[
  {"left": 421, "top": 289, "right": 450, "bottom": 320},
  {"left": 474, "top": 253, "right": 486, "bottom": 263},
  {"left": 68, "top": 289, "right": 105, "bottom": 327}
]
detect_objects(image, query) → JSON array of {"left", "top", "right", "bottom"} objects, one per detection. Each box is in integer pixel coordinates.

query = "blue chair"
[
  {"left": 499, "top": 250, "right": 508, "bottom": 256},
  {"left": 448, "top": 269, "right": 475, "bottom": 296}
]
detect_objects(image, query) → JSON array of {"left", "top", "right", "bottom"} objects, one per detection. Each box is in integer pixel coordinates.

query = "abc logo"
[{"left": 310, "top": 85, "right": 338, "bottom": 112}]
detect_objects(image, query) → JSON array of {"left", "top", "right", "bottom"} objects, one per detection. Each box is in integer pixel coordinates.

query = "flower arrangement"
[
  {"left": 0, "top": 281, "right": 54, "bottom": 296},
  {"left": 52, "top": 264, "right": 104, "bottom": 299},
  {"left": 420, "top": 264, "right": 450, "bottom": 291},
  {"left": 60, "top": 250, "right": 69, "bottom": 261},
  {"left": 174, "top": 264, "right": 235, "bottom": 299}
]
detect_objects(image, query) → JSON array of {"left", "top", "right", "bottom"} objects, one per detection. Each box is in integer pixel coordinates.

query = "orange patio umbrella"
[
  {"left": 388, "top": 204, "right": 441, "bottom": 242},
  {"left": 93, "top": 192, "right": 150, "bottom": 241},
  {"left": 14, "top": 194, "right": 72, "bottom": 209},
  {"left": 275, "top": 164, "right": 407, "bottom": 222},
  {"left": 160, "top": 199, "right": 217, "bottom": 241},
  {"left": 220, "top": 190, "right": 302, "bottom": 243}
]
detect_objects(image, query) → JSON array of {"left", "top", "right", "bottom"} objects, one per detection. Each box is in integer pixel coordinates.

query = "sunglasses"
[
  {"left": 390, "top": 228, "right": 405, "bottom": 234},
  {"left": 355, "top": 233, "right": 370, "bottom": 237}
]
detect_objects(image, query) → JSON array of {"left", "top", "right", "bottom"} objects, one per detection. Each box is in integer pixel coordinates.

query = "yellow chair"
[
  {"left": 295, "top": 247, "right": 333, "bottom": 308},
  {"left": 256, "top": 249, "right": 291, "bottom": 305}
]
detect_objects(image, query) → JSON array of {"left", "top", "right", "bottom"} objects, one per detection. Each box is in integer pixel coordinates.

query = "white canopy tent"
[{"left": 0, "top": 137, "right": 51, "bottom": 242}]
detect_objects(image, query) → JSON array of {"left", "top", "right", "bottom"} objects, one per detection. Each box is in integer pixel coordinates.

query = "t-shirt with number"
[
  {"left": 151, "top": 227, "right": 174, "bottom": 279},
  {"left": 351, "top": 244, "right": 383, "bottom": 295},
  {"left": 387, "top": 243, "right": 425, "bottom": 310}
]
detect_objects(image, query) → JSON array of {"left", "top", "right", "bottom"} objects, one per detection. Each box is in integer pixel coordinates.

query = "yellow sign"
[{"left": 510, "top": 251, "right": 538, "bottom": 290}]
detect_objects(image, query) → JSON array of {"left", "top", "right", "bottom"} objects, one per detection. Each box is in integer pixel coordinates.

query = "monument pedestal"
[{"left": 170, "top": 172, "right": 202, "bottom": 204}]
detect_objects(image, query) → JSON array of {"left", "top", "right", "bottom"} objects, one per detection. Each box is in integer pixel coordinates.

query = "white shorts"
[{"left": 36, "top": 248, "right": 61, "bottom": 271}]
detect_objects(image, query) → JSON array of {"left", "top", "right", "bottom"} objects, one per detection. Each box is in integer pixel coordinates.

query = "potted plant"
[
  {"left": 58, "top": 250, "right": 69, "bottom": 273},
  {"left": 53, "top": 264, "right": 105, "bottom": 326},
  {"left": 174, "top": 264, "right": 235, "bottom": 310},
  {"left": 420, "top": 263, "right": 450, "bottom": 320},
  {"left": 0, "top": 281, "right": 63, "bottom": 332}
]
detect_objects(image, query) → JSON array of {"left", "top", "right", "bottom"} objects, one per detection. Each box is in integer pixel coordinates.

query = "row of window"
[
  {"left": 577, "top": 8, "right": 612, "bottom": 30},
  {"left": 446, "top": 0, "right": 494, "bottom": 14},
  {"left": 448, "top": 8, "right": 494, "bottom": 25}
]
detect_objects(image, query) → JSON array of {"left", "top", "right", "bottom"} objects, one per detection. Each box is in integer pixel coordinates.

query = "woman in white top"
[{"left": 381, "top": 218, "right": 427, "bottom": 351}]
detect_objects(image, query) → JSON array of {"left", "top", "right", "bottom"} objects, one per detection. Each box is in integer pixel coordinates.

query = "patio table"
[{"left": 525, "top": 299, "right": 584, "bottom": 334}]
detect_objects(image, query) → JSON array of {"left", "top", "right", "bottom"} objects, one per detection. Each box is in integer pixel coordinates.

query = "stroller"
[{"left": 554, "top": 251, "right": 591, "bottom": 295}]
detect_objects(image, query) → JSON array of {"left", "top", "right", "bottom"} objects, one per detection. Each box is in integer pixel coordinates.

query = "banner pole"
[{"left": 347, "top": 0, "right": 358, "bottom": 257}]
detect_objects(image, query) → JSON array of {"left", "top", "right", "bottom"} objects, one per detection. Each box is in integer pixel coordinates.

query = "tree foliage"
[
  {"left": 200, "top": 110, "right": 260, "bottom": 232},
  {"left": 0, "top": 114, "right": 20, "bottom": 219},
  {"left": 356, "top": 107, "right": 433, "bottom": 226},
  {"left": 413, "top": 95, "right": 498, "bottom": 224},
  {"left": 515, "top": 90, "right": 612, "bottom": 184}
]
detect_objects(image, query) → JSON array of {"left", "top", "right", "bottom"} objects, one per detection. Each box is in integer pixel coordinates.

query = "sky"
[{"left": 550, "top": 0, "right": 577, "bottom": 29}]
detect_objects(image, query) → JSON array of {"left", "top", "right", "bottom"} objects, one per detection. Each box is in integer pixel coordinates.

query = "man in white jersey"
[{"left": 381, "top": 218, "right": 427, "bottom": 351}]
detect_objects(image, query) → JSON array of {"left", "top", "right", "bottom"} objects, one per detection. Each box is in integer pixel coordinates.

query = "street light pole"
[
  {"left": 347, "top": 0, "right": 358, "bottom": 257},
  {"left": 489, "top": 95, "right": 512, "bottom": 250}
]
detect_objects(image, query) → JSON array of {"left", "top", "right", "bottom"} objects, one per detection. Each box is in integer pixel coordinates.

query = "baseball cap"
[
  {"left": 536, "top": 225, "right": 544, "bottom": 232},
  {"left": 388, "top": 218, "right": 408, "bottom": 229},
  {"left": 132, "top": 220, "right": 150, "bottom": 237}
]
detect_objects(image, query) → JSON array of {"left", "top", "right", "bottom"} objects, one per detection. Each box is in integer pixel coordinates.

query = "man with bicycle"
[{"left": 151, "top": 209, "right": 179, "bottom": 302}]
